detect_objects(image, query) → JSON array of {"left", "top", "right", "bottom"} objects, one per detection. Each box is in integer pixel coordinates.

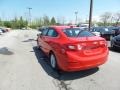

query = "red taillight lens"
[
  {"left": 99, "top": 41, "right": 107, "bottom": 46},
  {"left": 68, "top": 45, "right": 76, "bottom": 50},
  {"left": 77, "top": 44, "right": 83, "bottom": 50},
  {"left": 66, "top": 44, "right": 83, "bottom": 51}
]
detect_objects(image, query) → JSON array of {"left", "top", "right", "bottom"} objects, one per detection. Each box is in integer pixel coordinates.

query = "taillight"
[
  {"left": 63, "top": 44, "right": 83, "bottom": 51},
  {"left": 99, "top": 40, "right": 107, "bottom": 46},
  {"left": 68, "top": 45, "right": 76, "bottom": 50},
  {"left": 77, "top": 44, "right": 83, "bottom": 50},
  {"left": 68, "top": 44, "right": 82, "bottom": 50}
]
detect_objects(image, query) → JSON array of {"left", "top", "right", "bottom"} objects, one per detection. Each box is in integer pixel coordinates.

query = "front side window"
[{"left": 41, "top": 28, "right": 48, "bottom": 36}]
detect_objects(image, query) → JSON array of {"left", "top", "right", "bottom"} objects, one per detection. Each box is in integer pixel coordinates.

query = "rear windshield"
[{"left": 63, "top": 28, "right": 95, "bottom": 37}]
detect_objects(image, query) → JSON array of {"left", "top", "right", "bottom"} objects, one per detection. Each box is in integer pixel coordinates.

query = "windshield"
[{"left": 96, "top": 27, "right": 114, "bottom": 32}]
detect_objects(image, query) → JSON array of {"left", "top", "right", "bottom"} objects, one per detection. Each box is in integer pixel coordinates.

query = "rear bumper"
[
  {"left": 58, "top": 50, "right": 109, "bottom": 72},
  {"left": 65, "top": 56, "right": 108, "bottom": 72}
]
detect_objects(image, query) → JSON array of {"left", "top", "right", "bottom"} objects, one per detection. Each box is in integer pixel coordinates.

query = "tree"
[
  {"left": 7, "top": 16, "right": 28, "bottom": 29},
  {"left": 114, "top": 13, "right": 120, "bottom": 26},
  {"left": 11, "top": 17, "right": 19, "bottom": 29},
  {"left": 30, "top": 18, "right": 44, "bottom": 29},
  {"left": 0, "top": 18, "right": 3, "bottom": 26},
  {"left": 50, "top": 17, "right": 56, "bottom": 25},
  {"left": 36, "top": 18, "right": 44, "bottom": 27},
  {"left": 18, "top": 16, "right": 27, "bottom": 29},
  {"left": 4, "top": 21, "right": 12, "bottom": 28},
  {"left": 43, "top": 15, "right": 50, "bottom": 26},
  {"left": 100, "top": 12, "right": 112, "bottom": 26}
]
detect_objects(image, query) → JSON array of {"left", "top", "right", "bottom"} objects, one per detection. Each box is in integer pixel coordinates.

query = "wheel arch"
[
  {"left": 49, "top": 50, "right": 54, "bottom": 56},
  {"left": 49, "top": 50, "right": 60, "bottom": 70}
]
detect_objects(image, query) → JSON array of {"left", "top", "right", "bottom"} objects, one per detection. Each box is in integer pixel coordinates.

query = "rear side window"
[{"left": 47, "top": 28, "right": 58, "bottom": 37}]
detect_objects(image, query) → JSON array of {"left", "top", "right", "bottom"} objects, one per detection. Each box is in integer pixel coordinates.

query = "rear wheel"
[{"left": 49, "top": 53, "right": 57, "bottom": 69}]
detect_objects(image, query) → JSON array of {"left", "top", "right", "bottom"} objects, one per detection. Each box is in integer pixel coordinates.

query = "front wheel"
[
  {"left": 37, "top": 40, "right": 40, "bottom": 49},
  {"left": 111, "top": 41, "right": 115, "bottom": 50}
]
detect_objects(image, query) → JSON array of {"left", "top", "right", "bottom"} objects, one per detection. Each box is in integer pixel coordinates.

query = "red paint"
[{"left": 37, "top": 26, "right": 109, "bottom": 72}]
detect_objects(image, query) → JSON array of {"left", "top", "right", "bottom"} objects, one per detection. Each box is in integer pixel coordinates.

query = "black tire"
[
  {"left": 49, "top": 53, "right": 58, "bottom": 70},
  {"left": 111, "top": 42, "right": 115, "bottom": 50}
]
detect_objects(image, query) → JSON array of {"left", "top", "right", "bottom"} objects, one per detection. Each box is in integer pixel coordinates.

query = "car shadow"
[
  {"left": 22, "top": 39, "right": 36, "bottom": 42},
  {"left": 33, "top": 46, "right": 99, "bottom": 81},
  {"left": 0, "top": 47, "right": 14, "bottom": 55}
]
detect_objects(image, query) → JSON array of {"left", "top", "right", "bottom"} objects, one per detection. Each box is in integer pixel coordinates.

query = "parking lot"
[{"left": 0, "top": 30, "right": 120, "bottom": 90}]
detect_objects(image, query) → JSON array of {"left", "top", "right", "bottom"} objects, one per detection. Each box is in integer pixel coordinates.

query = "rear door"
[
  {"left": 44, "top": 28, "right": 60, "bottom": 54},
  {"left": 38, "top": 27, "right": 59, "bottom": 55}
]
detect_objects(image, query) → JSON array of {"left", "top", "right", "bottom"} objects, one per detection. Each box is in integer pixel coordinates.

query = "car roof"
[
  {"left": 50, "top": 25, "right": 70, "bottom": 30},
  {"left": 40, "top": 25, "right": 80, "bottom": 31}
]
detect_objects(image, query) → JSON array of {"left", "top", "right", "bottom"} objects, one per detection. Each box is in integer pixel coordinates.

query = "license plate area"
[{"left": 83, "top": 47, "right": 102, "bottom": 55}]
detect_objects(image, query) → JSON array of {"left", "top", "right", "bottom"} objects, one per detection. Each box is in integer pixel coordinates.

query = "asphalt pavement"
[{"left": 0, "top": 30, "right": 120, "bottom": 90}]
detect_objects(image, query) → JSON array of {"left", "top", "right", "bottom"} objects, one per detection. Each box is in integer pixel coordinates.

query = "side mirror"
[{"left": 37, "top": 34, "right": 39, "bottom": 36}]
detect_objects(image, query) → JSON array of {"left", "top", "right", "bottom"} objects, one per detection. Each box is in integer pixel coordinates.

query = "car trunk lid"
[{"left": 66, "top": 36, "right": 107, "bottom": 56}]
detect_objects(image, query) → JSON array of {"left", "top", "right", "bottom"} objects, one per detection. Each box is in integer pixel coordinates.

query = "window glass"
[
  {"left": 47, "top": 29, "right": 58, "bottom": 37},
  {"left": 63, "top": 28, "right": 95, "bottom": 37},
  {"left": 93, "top": 28, "right": 100, "bottom": 32},
  {"left": 63, "top": 28, "right": 81, "bottom": 37},
  {"left": 78, "top": 31, "right": 95, "bottom": 37},
  {"left": 41, "top": 28, "right": 48, "bottom": 36}
]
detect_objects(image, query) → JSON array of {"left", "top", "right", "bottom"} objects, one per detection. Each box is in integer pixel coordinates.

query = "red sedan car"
[{"left": 37, "top": 26, "right": 109, "bottom": 72}]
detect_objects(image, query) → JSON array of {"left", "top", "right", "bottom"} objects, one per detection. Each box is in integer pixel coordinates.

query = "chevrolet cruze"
[{"left": 37, "top": 26, "right": 109, "bottom": 72}]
